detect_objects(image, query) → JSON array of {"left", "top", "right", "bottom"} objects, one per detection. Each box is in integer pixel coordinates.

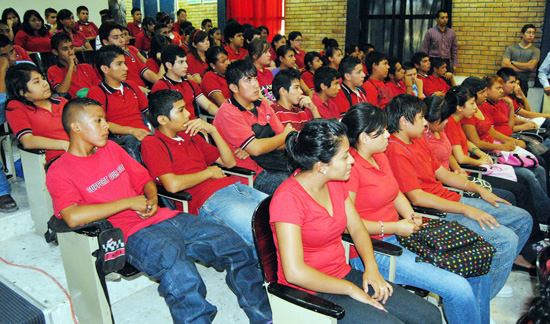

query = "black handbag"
[{"left": 249, "top": 123, "right": 289, "bottom": 172}]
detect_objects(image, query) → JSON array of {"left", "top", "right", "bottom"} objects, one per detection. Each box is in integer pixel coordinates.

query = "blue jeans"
[
  {"left": 513, "top": 166, "right": 550, "bottom": 224},
  {"left": 315, "top": 269, "right": 442, "bottom": 324},
  {"left": 0, "top": 169, "right": 11, "bottom": 196},
  {"left": 125, "top": 213, "right": 272, "bottom": 324},
  {"left": 253, "top": 169, "right": 289, "bottom": 195},
  {"left": 350, "top": 235, "right": 490, "bottom": 324},
  {"left": 448, "top": 197, "right": 532, "bottom": 299},
  {"left": 198, "top": 183, "right": 268, "bottom": 248}
]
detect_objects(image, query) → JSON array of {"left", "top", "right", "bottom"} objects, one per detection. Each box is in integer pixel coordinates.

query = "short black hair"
[
  {"left": 365, "top": 51, "right": 387, "bottom": 75},
  {"left": 411, "top": 52, "right": 429, "bottom": 67},
  {"left": 339, "top": 56, "right": 362, "bottom": 80},
  {"left": 386, "top": 94, "right": 426, "bottom": 133},
  {"left": 497, "top": 67, "right": 518, "bottom": 83},
  {"left": 98, "top": 21, "right": 123, "bottom": 44},
  {"left": 430, "top": 57, "right": 446, "bottom": 71},
  {"left": 275, "top": 44, "right": 296, "bottom": 68},
  {"left": 50, "top": 32, "right": 72, "bottom": 52},
  {"left": 345, "top": 43, "right": 359, "bottom": 56},
  {"left": 288, "top": 31, "right": 302, "bottom": 42},
  {"left": 387, "top": 57, "right": 401, "bottom": 78},
  {"left": 77, "top": 6, "right": 89, "bottom": 14},
  {"left": 45, "top": 8, "right": 57, "bottom": 19},
  {"left": 424, "top": 95, "right": 451, "bottom": 123},
  {"left": 445, "top": 86, "right": 476, "bottom": 116},
  {"left": 62, "top": 97, "right": 103, "bottom": 135},
  {"left": 131, "top": 7, "right": 141, "bottom": 15},
  {"left": 205, "top": 45, "right": 228, "bottom": 66},
  {"left": 257, "top": 25, "right": 269, "bottom": 35},
  {"left": 161, "top": 44, "right": 187, "bottom": 70},
  {"left": 521, "top": 24, "right": 536, "bottom": 34},
  {"left": 99, "top": 9, "right": 110, "bottom": 16},
  {"left": 148, "top": 89, "right": 184, "bottom": 129},
  {"left": 224, "top": 22, "right": 243, "bottom": 43},
  {"left": 201, "top": 18, "right": 212, "bottom": 28},
  {"left": 95, "top": 45, "right": 125, "bottom": 78},
  {"left": 272, "top": 68, "right": 301, "bottom": 101},
  {"left": 225, "top": 60, "right": 257, "bottom": 89},
  {"left": 341, "top": 102, "right": 387, "bottom": 148},
  {"left": 402, "top": 61, "right": 416, "bottom": 72},
  {"left": 322, "top": 37, "right": 339, "bottom": 49},
  {"left": 142, "top": 16, "right": 155, "bottom": 28},
  {"left": 461, "top": 76, "right": 487, "bottom": 94},
  {"left": 435, "top": 9, "right": 448, "bottom": 19},
  {"left": 154, "top": 23, "right": 168, "bottom": 33},
  {"left": 242, "top": 23, "right": 254, "bottom": 31},
  {"left": 177, "top": 9, "right": 186, "bottom": 16},
  {"left": 313, "top": 66, "right": 340, "bottom": 93}
]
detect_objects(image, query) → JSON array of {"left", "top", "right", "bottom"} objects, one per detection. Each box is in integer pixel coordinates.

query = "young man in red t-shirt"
[
  {"left": 362, "top": 51, "right": 392, "bottom": 109},
  {"left": 384, "top": 94, "right": 532, "bottom": 299},
  {"left": 75, "top": 6, "right": 99, "bottom": 39},
  {"left": 141, "top": 89, "right": 268, "bottom": 246},
  {"left": 151, "top": 44, "right": 218, "bottom": 118},
  {"left": 311, "top": 66, "right": 341, "bottom": 119},
  {"left": 126, "top": 8, "right": 142, "bottom": 37},
  {"left": 271, "top": 69, "right": 320, "bottom": 131},
  {"left": 223, "top": 22, "right": 248, "bottom": 62},
  {"left": 213, "top": 60, "right": 295, "bottom": 194},
  {"left": 402, "top": 62, "right": 424, "bottom": 99},
  {"left": 412, "top": 52, "right": 431, "bottom": 86},
  {"left": 422, "top": 58, "right": 454, "bottom": 97},
  {"left": 47, "top": 97, "right": 271, "bottom": 324},
  {"left": 48, "top": 33, "right": 100, "bottom": 98},
  {"left": 334, "top": 56, "right": 367, "bottom": 114}
]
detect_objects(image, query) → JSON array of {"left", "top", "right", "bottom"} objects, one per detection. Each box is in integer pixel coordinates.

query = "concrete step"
[{"left": 0, "top": 177, "right": 34, "bottom": 242}]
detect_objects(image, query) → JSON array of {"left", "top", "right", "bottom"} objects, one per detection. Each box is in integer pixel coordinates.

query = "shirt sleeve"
[
  {"left": 502, "top": 46, "right": 512, "bottom": 60},
  {"left": 46, "top": 162, "right": 85, "bottom": 218},
  {"left": 6, "top": 101, "right": 33, "bottom": 139},
  {"left": 265, "top": 102, "right": 285, "bottom": 134},
  {"left": 145, "top": 59, "right": 160, "bottom": 74},
  {"left": 270, "top": 186, "right": 306, "bottom": 226},
  {"left": 201, "top": 72, "right": 221, "bottom": 97},
  {"left": 451, "top": 31, "right": 458, "bottom": 67},
  {"left": 151, "top": 80, "right": 169, "bottom": 94},
  {"left": 128, "top": 81, "right": 149, "bottom": 112},
  {"left": 214, "top": 104, "right": 255, "bottom": 149},
  {"left": 539, "top": 53, "right": 550, "bottom": 89},
  {"left": 194, "top": 135, "right": 221, "bottom": 165},
  {"left": 14, "top": 31, "right": 27, "bottom": 49},
  {"left": 363, "top": 82, "right": 380, "bottom": 107},
  {"left": 47, "top": 65, "right": 64, "bottom": 90},
  {"left": 190, "top": 79, "right": 204, "bottom": 99},
  {"left": 345, "top": 164, "right": 361, "bottom": 193},
  {"left": 86, "top": 86, "right": 107, "bottom": 111}
]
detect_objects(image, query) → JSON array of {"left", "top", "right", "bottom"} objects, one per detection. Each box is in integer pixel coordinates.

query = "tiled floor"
[{"left": 0, "top": 176, "right": 539, "bottom": 324}]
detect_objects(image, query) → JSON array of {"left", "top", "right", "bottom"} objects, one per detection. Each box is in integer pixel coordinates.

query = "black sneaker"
[{"left": 0, "top": 194, "right": 18, "bottom": 213}]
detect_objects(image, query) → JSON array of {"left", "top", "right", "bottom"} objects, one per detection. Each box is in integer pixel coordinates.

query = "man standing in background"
[
  {"left": 502, "top": 24, "right": 540, "bottom": 96},
  {"left": 421, "top": 9, "right": 458, "bottom": 73}
]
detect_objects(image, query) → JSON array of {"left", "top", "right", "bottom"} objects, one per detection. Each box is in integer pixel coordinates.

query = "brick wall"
[
  {"left": 452, "top": 0, "right": 546, "bottom": 77},
  {"left": 285, "top": 0, "right": 347, "bottom": 53},
  {"left": 177, "top": 0, "right": 218, "bottom": 28}
]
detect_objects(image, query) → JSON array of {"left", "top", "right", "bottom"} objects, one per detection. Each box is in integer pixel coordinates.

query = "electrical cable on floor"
[{"left": 0, "top": 255, "right": 78, "bottom": 324}]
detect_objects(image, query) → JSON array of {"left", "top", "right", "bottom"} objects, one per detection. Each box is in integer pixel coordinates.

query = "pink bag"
[
  {"left": 482, "top": 164, "right": 517, "bottom": 182},
  {"left": 495, "top": 147, "right": 538, "bottom": 168}
]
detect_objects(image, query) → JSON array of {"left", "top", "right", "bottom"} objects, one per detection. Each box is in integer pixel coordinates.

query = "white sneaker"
[
  {"left": 495, "top": 285, "right": 514, "bottom": 298},
  {"left": 540, "top": 223, "right": 549, "bottom": 233}
]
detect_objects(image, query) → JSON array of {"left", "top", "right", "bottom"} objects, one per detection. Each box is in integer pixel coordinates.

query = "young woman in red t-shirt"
[
  {"left": 249, "top": 39, "right": 275, "bottom": 102},
  {"left": 187, "top": 30, "right": 210, "bottom": 85},
  {"left": 301, "top": 51, "right": 323, "bottom": 91},
  {"left": 201, "top": 46, "right": 231, "bottom": 107},
  {"left": 269, "top": 34, "right": 286, "bottom": 64},
  {"left": 322, "top": 46, "right": 343, "bottom": 71},
  {"left": 208, "top": 28, "right": 222, "bottom": 47},
  {"left": 274, "top": 45, "right": 312, "bottom": 97},
  {"left": 271, "top": 118, "right": 441, "bottom": 324},
  {"left": 288, "top": 31, "right": 306, "bottom": 70},
  {"left": 56, "top": 9, "right": 92, "bottom": 52},
  {"left": 14, "top": 10, "right": 52, "bottom": 52},
  {"left": 145, "top": 34, "right": 169, "bottom": 77}
]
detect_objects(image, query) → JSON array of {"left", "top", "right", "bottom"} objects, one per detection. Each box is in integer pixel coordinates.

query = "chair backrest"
[
  {"left": 252, "top": 196, "right": 278, "bottom": 284},
  {"left": 29, "top": 52, "right": 58, "bottom": 74},
  {"left": 537, "top": 245, "right": 550, "bottom": 287},
  {"left": 76, "top": 50, "right": 97, "bottom": 67}
]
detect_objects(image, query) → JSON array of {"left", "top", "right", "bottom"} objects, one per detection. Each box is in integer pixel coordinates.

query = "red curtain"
[{"left": 226, "top": 0, "right": 283, "bottom": 42}]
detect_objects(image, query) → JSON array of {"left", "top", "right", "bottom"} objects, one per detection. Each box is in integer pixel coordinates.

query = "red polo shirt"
[
  {"left": 86, "top": 81, "right": 149, "bottom": 131},
  {"left": 135, "top": 32, "right": 152, "bottom": 51},
  {"left": 445, "top": 116, "right": 469, "bottom": 155},
  {"left": 122, "top": 48, "right": 148, "bottom": 88},
  {"left": 225, "top": 45, "right": 248, "bottom": 61},
  {"left": 422, "top": 75, "right": 450, "bottom": 97},
  {"left": 76, "top": 21, "right": 98, "bottom": 38},
  {"left": 271, "top": 102, "right": 312, "bottom": 131},
  {"left": 386, "top": 80, "right": 407, "bottom": 100},
  {"left": 145, "top": 58, "right": 161, "bottom": 74},
  {"left": 294, "top": 48, "right": 306, "bottom": 70},
  {"left": 14, "top": 30, "right": 52, "bottom": 52},
  {"left": 151, "top": 75, "right": 204, "bottom": 120},
  {"left": 481, "top": 100, "right": 513, "bottom": 137},
  {"left": 187, "top": 53, "right": 208, "bottom": 78},
  {"left": 48, "top": 63, "right": 100, "bottom": 98},
  {"left": 333, "top": 82, "right": 368, "bottom": 114},
  {"left": 6, "top": 97, "right": 69, "bottom": 162},
  {"left": 141, "top": 131, "right": 237, "bottom": 215},
  {"left": 201, "top": 71, "right": 231, "bottom": 103},
  {"left": 14, "top": 45, "right": 31, "bottom": 62},
  {"left": 127, "top": 22, "right": 142, "bottom": 37},
  {"left": 312, "top": 93, "right": 340, "bottom": 119},
  {"left": 363, "top": 78, "right": 391, "bottom": 109}
]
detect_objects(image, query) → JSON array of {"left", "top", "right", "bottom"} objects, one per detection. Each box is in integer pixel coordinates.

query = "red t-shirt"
[
  {"left": 363, "top": 78, "right": 391, "bottom": 109},
  {"left": 76, "top": 21, "right": 98, "bottom": 38},
  {"left": 423, "top": 129, "right": 452, "bottom": 171},
  {"left": 46, "top": 140, "right": 178, "bottom": 241},
  {"left": 294, "top": 48, "right": 306, "bottom": 70},
  {"left": 14, "top": 30, "right": 52, "bottom": 52},
  {"left": 269, "top": 48, "right": 277, "bottom": 62},
  {"left": 271, "top": 102, "right": 312, "bottom": 131},
  {"left": 311, "top": 93, "right": 340, "bottom": 119},
  {"left": 386, "top": 80, "right": 406, "bottom": 100},
  {"left": 135, "top": 32, "right": 151, "bottom": 51},
  {"left": 270, "top": 176, "right": 351, "bottom": 294},
  {"left": 301, "top": 71, "right": 314, "bottom": 90},
  {"left": 86, "top": 81, "right": 149, "bottom": 131},
  {"left": 461, "top": 113, "right": 495, "bottom": 143},
  {"left": 422, "top": 75, "right": 450, "bottom": 97},
  {"left": 145, "top": 58, "right": 161, "bottom": 74},
  {"left": 213, "top": 97, "right": 284, "bottom": 173},
  {"left": 14, "top": 45, "right": 31, "bottom": 62},
  {"left": 257, "top": 67, "right": 274, "bottom": 88},
  {"left": 48, "top": 63, "right": 100, "bottom": 98},
  {"left": 123, "top": 48, "right": 148, "bottom": 87},
  {"left": 6, "top": 97, "right": 69, "bottom": 162},
  {"left": 126, "top": 22, "right": 142, "bottom": 37},
  {"left": 187, "top": 53, "right": 208, "bottom": 78},
  {"left": 333, "top": 83, "right": 368, "bottom": 114},
  {"left": 151, "top": 76, "right": 204, "bottom": 120},
  {"left": 141, "top": 131, "right": 237, "bottom": 215},
  {"left": 446, "top": 116, "right": 469, "bottom": 156},
  {"left": 225, "top": 45, "right": 248, "bottom": 61},
  {"left": 201, "top": 71, "right": 231, "bottom": 102},
  {"left": 480, "top": 101, "right": 512, "bottom": 137},
  {"left": 385, "top": 134, "right": 460, "bottom": 201},
  {"left": 170, "top": 32, "right": 182, "bottom": 46}
]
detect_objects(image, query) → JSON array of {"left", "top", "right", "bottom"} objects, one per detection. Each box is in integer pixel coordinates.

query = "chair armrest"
[
  {"left": 459, "top": 164, "right": 487, "bottom": 172},
  {"left": 412, "top": 206, "right": 447, "bottom": 218},
  {"left": 17, "top": 143, "right": 46, "bottom": 155},
  {"left": 487, "top": 151, "right": 502, "bottom": 158},
  {"left": 45, "top": 215, "right": 112, "bottom": 240},
  {"left": 156, "top": 184, "right": 192, "bottom": 201},
  {"left": 218, "top": 165, "right": 257, "bottom": 177},
  {"left": 341, "top": 234, "right": 402, "bottom": 256},
  {"left": 267, "top": 283, "right": 345, "bottom": 319},
  {"left": 518, "top": 128, "right": 546, "bottom": 136}
]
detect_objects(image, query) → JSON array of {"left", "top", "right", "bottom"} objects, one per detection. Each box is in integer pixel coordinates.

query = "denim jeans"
[
  {"left": 253, "top": 169, "right": 290, "bottom": 195},
  {"left": 0, "top": 169, "right": 11, "bottom": 196},
  {"left": 512, "top": 166, "right": 550, "bottom": 224},
  {"left": 350, "top": 235, "right": 490, "bottom": 324},
  {"left": 125, "top": 213, "right": 272, "bottom": 324},
  {"left": 315, "top": 269, "right": 442, "bottom": 324},
  {"left": 447, "top": 197, "right": 532, "bottom": 299},
  {"left": 198, "top": 183, "right": 268, "bottom": 248}
]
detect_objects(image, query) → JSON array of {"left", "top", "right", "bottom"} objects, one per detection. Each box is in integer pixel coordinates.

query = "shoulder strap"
[
  {"left": 154, "top": 136, "right": 173, "bottom": 163},
  {"left": 99, "top": 85, "right": 109, "bottom": 112},
  {"left": 343, "top": 87, "right": 353, "bottom": 107}
]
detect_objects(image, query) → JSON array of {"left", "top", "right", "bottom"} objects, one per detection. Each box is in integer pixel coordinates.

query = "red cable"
[{"left": 0, "top": 255, "right": 78, "bottom": 324}]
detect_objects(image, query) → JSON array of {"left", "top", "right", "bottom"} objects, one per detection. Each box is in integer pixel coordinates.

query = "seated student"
[
  {"left": 243, "top": 28, "right": 260, "bottom": 51},
  {"left": 98, "top": 22, "right": 159, "bottom": 90},
  {"left": 311, "top": 66, "right": 341, "bottom": 119},
  {"left": 497, "top": 67, "right": 550, "bottom": 129},
  {"left": 43, "top": 8, "right": 57, "bottom": 34},
  {"left": 362, "top": 51, "right": 392, "bottom": 109},
  {"left": 201, "top": 46, "right": 231, "bottom": 106},
  {"left": 3, "top": 8, "right": 22, "bottom": 41},
  {"left": 271, "top": 69, "right": 320, "bottom": 131},
  {"left": 187, "top": 30, "right": 210, "bottom": 84},
  {"left": 213, "top": 60, "right": 295, "bottom": 195},
  {"left": 55, "top": 9, "right": 92, "bottom": 52},
  {"left": 47, "top": 33, "right": 100, "bottom": 98},
  {"left": 384, "top": 94, "right": 533, "bottom": 299},
  {"left": 208, "top": 27, "right": 222, "bottom": 47},
  {"left": 5, "top": 63, "right": 69, "bottom": 162},
  {"left": 47, "top": 97, "right": 272, "bottom": 324},
  {"left": 75, "top": 6, "right": 98, "bottom": 39},
  {"left": 126, "top": 7, "right": 142, "bottom": 37},
  {"left": 86, "top": 45, "right": 151, "bottom": 160},
  {"left": 224, "top": 22, "right": 247, "bottom": 62},
  {"left": 384, "top": 58, "right": 407, "bottom": 99},
  {"left": 341, "top": 104, "right": 491, "bottom": 324},
  {"left": 158, "top": 15, "right": 181, "bottom": 46},
  {"left": 152, "top": 44, "right": 218, "bottom": 117},
  {"left": 269, "top": 34, "right": 286, "bottom": 63},
  {"left": 248, "top": 39, "right": 275, "bottom": 102},
  {"left": 301, "top": 51, "right": 323, "bottom": 91},
  {"left": 121, "top": 27, "right": 147, "bottom": 64},
  {"left": 0, "top": 33, "right": 31, "bottom": 63},
  {"left": 411, "top": 51, "right": 431, "bottom": 81},
  {"left": 134, "top": 17, "right": 155, "bottom": 51},
  {"left": 271, "top": 45, "right": 295, "bottom": 77},
  {"left": 173, "top": 9, "right": 186, "bottom": 37},
  {"left": 201, "top": 19, "right": 213, "bottom": 34},
  {"left": 422, "top": 57, "right": 455, "bottom": 97},
  {"left": 145, "top": 34, "right": 169, "bottom": 76},
  {"left": 320, "top": 37, "right": 339, "bottom": 56},
  {"left": 141, "top": 89, "right": 268, "bottom": 246},
  {"left": 93, "top": 14, "right": 115, "bottom": 51},
  {"left": 14, "top": 10, "right": 52, "bottom": 52},
  {"left": 180, "top": 24, "right": 195, "bottom": 52},
  {"left": 271, "top": 118, "right": 443, "bottom": 324},
  {"left": 288, "top": 31, "right": 305, "bottom": 70},
  {"left": 334, "top": 56, "right": 367, "bottom": 114},
  {"left": 401, "top": 61, "right": 424, "bottom": 99},
  {"left": 322, "top": 46, "right": 343, "bottom": 70}
]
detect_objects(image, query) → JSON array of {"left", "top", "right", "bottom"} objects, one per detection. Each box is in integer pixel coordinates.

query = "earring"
[{"left": 322, "top": 170, "right": 327, "bottom": 175}]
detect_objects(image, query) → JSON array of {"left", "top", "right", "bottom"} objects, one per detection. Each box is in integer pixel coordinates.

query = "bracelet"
[
  {"left": 378, "top": 221, "right": 384, "bottom": 237},
  {"left": 471, "top": 147, "right": 479, "bottom": 154},
  {"left": 464, "top": 179, "right": 470, "bottom": 190}
]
